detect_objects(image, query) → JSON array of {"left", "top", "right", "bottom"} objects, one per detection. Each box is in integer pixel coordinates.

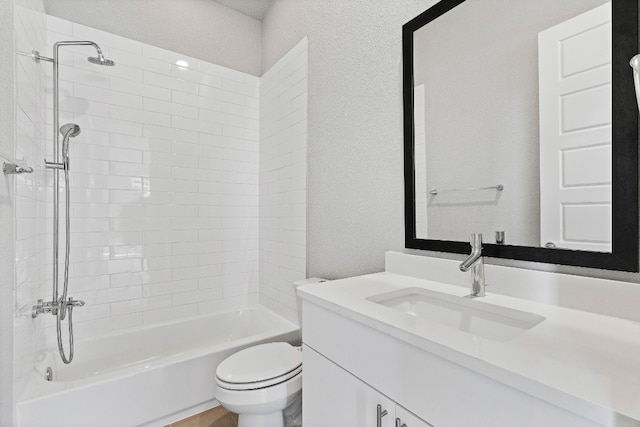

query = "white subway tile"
[
  {"left": 144, "top": 98, "right": 198, "bottom": 119},
  {"left": 222, "top": 78, "right": 259, "bottom": 98},
  {"left": 143, "top": 304, "right": 198, "bottom": 325},
  {"left": 70, "top": 188, "right": 109, "bottom": 204},
  {"left": 143, "top": 124, "right": 198, "bottom": 143},
  {"left": 74, "top": 83, "right": 143, "bottom": 108},
  {"left": 222, "top": 103, "right": 259, "bottom": 120},
  {"left": 172, "top": 90, "right": 222, "bottom": 111},
  {"left": 58, "top": 64, "right": 110, "bottom": 89},
  {"left": 109, "top": 189, "right": 142, "bottom": 204},
  {"left": 172, "top": 288, "right": 222, "bottom": 306},
  {"left": 74, "top": 285, "right": 142, "bottom": 306},
  {"left": 110, "top": 105, "right": 171, "bottom": 127},
  {"left": 111, "top": 296, "right": 172, "bottom": 317},
  {"left": 35, "top": 16, "right": 308, "bottom": 330},
  {"left": 199, "top": 108, "right": 258, "bottom": 130},
  {"left": 144, "top": 70, "right": 198, "bottom": 94},
  {"left": 142, "top": 279, "right": 198, "bottom": 297},
  {"left": 142, "top": 44, "right": 199, "bottom": 68},
  {"left": 109, "top": 47, "right": 172, "bottom": 75},
  {"left": 110, "top": 76, "right": 171, "bottom": 101},
  {"left": 199, "top": 85, "right": 244, "bottom": 105},
  {"left": 78, "top": 116, "right": 143, "bottom": 136},
  {"left": 171, "top": 65, "right": 222, "bottom": 88}
]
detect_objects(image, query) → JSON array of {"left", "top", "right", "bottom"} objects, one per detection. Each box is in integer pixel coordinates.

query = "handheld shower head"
[
  {"left": 59, "top": 123, "right": 81, "bottom": 162},
  {"left": 60, "top": 123, "right": 81, "bottom": 139}
]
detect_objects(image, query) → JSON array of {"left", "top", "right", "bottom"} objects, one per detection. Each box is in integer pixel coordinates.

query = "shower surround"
[
  {"left": 43, "top": 13, "right": 262, "bottom": 342},
  {"left": 12, "top": 7, "right": 308, "bottom": 411}
]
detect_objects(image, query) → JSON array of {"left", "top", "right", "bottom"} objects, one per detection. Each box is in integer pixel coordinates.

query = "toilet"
[{"left": 215, "top": 278, "right": 326, "bottom": 427}]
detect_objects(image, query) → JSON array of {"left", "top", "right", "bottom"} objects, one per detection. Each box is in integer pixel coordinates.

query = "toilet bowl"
[
  {"left": 216, "top": 342, "right": 302, "bottom": 427},
  {"left": 215, "top": 278, "right": 326, "bottom": 427}
]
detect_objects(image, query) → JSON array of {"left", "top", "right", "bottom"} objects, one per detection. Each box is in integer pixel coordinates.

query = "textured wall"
[
  {"left": 306, "top": 0, "right": 433, "bottom": 279},
  {"left": 259, "top": 38, "right": 308, "bottom": 324},
  {"left": 42, "top": 0, "right": 263, "bottom": 76}
]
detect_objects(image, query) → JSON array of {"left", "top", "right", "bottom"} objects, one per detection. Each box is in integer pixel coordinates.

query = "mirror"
[{"left": 403, "top": 0, "right": 639, "bottom": 271}]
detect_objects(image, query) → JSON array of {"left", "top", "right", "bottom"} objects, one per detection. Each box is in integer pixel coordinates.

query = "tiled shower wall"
[
  {"left": 259, "top": 39, "right": 308, "bottom": 324},
  {"left": 43, "top": 15, "right": 261, "bottom": 342},
  {"left": 13, "top": 3, "right": 47, "bottom": 400}
]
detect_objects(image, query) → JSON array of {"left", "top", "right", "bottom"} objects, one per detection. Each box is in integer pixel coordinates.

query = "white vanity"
[{"left": 298, "top": 252, "right": 640, "bottom": 427}]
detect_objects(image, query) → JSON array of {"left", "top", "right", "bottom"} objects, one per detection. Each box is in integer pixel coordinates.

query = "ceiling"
[{"left": 212, "top": 0, "right": 274, "bottom": 20}]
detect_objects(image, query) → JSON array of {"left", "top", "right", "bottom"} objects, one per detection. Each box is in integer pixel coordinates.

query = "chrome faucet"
[{"left": 459, "top": 233, "right": 485, "bottom": 297}]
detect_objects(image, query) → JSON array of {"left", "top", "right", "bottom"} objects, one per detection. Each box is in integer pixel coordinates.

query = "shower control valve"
[{"left": 32, "top": 299, "right": 57, "bottom": 318}]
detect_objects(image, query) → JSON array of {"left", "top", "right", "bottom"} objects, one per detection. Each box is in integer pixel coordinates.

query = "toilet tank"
[{"left": 293, "top": 278, "right": 327, "bottom": 326}]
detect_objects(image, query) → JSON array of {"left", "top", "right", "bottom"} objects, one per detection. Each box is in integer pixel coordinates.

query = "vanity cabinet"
[
  {"left": 304, "top": 344, "right": 433, "bottom": 427},
  {"left": 301, "top": 299, "right": 611, "bottom": 427}
]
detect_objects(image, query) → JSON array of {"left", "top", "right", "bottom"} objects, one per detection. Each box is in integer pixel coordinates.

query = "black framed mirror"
[{"left": 403, "top": 0, "right": 639, "bottom": 271}]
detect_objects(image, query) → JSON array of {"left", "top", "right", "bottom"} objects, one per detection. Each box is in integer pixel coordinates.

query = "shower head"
[
  {"left": 87, "top": 53, "right": 115, "bottom": 67},
  {"left": 59, "top": 123, "right": 81, "bottom": 139},
  {"left": 60, "top": 123, "right": 80, "bottom": 162}
]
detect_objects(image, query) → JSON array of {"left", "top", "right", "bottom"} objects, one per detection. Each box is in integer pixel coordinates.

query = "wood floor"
[{"left": 166, "top": 406, "right": 238, "bottom": 427}]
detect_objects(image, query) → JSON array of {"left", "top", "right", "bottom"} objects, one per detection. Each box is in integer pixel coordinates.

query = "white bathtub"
[{"left": 17, "top": 306, "right": 300, "bottom": 427}]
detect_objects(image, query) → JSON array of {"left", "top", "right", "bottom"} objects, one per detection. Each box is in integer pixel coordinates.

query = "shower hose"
[{"left": 56, "top": 129, "right": 84, "bottom": 364}]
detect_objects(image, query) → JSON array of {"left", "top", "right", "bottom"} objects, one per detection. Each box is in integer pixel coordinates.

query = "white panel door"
[{"left": 538, "top": 3, "right": 612, "bottom": 252}]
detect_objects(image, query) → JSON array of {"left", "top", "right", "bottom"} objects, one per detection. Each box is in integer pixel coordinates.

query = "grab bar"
[{"left": 429, "top": 184, "right": 503, "bottom": 196}]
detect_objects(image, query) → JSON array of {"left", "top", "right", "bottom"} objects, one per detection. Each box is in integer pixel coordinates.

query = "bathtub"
[{"left": 16, "top": 306, "right": 300, "bottom": 427}]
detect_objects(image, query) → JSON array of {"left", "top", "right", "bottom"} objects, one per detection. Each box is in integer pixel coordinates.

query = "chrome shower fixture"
[
  {"left": 60, "top": 123, "right": 81, "bottom": 139},
  {"left": 18, "top": 43, "right": 116, "bottom": 67},
  {"left": 32, "top": 40, "right": 116, "bottom": 365},
  {"left": 88, "top": 53, "right": 115, "bottom": 66},
  {"left": 60, "top": 123, "right": 81, "bottom": 168},
  {"left": 630, "top": 54, "right": 640, "bottom": 112}
]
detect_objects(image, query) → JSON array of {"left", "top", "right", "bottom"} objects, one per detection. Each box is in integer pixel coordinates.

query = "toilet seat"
[{"left": 216, "top": 342, "right": 302, "bottom": 391}]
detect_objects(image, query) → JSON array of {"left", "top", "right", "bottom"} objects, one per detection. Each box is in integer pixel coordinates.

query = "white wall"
[
  {"left": 42, "top": 0, "right": 263, "bottom": 76},
  {"left": 42, "top": 15, "right": 261, "bottom": 342},
  {"left": 259, "top": 38, "right": 308, "bottom": 324}
]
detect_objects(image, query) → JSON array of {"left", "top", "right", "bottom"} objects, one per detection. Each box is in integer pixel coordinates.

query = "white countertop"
[{"left": 297, "top": 272, "right": 640, "bottom": 423}]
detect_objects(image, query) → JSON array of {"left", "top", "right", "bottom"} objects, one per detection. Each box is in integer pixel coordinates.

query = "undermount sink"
[{"left": 367, "top": 287, "right": 545, "bottom": 341}]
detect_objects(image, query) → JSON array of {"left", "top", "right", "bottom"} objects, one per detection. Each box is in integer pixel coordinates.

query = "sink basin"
[{"left": 367, "top": 287, "right": 545, "bottom": 341}]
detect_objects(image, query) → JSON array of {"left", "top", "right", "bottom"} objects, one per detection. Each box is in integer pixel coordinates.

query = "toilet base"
[{"left": 238, "top": 411, "right": 284, "bottom": 427}]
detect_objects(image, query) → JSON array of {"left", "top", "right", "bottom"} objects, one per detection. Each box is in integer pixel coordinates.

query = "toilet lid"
[{"left": 216, "top": 342, "right": 302, "bottom": 387}]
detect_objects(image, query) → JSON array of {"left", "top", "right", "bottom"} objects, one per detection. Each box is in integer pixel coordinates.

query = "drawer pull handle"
[{"left": 377, "top": 404, "right": 388, "bottom": 427}]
